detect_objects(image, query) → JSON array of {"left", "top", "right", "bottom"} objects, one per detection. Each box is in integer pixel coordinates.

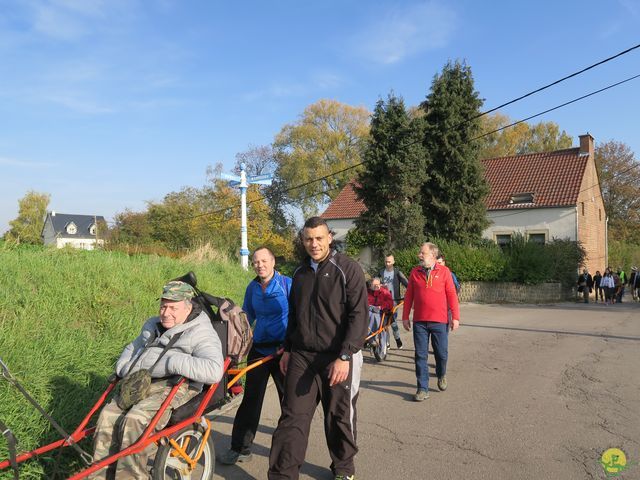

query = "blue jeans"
[{"left": 413, "top": 322, "right": 448, "bottom": 391}]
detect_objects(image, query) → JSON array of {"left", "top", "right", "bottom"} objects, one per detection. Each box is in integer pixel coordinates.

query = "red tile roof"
[
  {"left": 321, "top": 148, "right": 590, "bottom": 218},
  {"left": 482, "top": 148, "right": 588, "bottom": 210},
  {"left": 321, "top": 181, "right": 366, "bottom": 219}
]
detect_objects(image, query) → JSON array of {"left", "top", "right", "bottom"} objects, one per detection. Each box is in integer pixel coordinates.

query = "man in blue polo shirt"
[{"left": 219, "top": 246, "right": 291, "bottom": 465}]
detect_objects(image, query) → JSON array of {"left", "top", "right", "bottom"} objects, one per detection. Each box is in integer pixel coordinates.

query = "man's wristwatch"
[{"left": 339, "top": 353, "right": 351, "bottom": 361}]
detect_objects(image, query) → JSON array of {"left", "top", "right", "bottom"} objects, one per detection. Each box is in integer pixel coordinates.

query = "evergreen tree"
[
  {"left": 354, "top": 93, "right": 427, "bottom": 251},
  {"left": 419, "top": 60, "right": 489, "bottom": 242}
]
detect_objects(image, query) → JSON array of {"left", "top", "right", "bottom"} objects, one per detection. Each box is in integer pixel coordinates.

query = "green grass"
[{"left": 0, "top": 244, "right": 253, "bottom": 478}]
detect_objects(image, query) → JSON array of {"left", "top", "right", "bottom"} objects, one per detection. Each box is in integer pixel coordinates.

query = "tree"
[
  {"left": 354, "top": 93, "right": 427, "bottom": 251},
  {"left": 478, "top": 113, "right": 573, "bottom": 158},
  {"left": 5, "top": 191, "right": 50, "bottom": 244},
  {"left": 595, "top": 140, "right": 640, "bottom": 240},
  {"left": 233, "top": 144, "right": 294, "bottom": 234},
  {"left": 273, "top": 99, "right": 370, "bottom": 218},
  {"left": 418, "top": 60, "right": 489, "bottom": 243}
]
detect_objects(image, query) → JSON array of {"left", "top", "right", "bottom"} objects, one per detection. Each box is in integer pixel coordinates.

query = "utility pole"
[{"left": 221, "top": 163, "right": 274, "bottom": 270}]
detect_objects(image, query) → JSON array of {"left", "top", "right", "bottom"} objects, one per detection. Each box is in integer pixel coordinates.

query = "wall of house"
[
  {"left": 325, "top": 218, "right": 355, "bottom": 242},
  {"left": 576, "top": 152, "right": 607, "bottom": 274},
  {"left": 55, "top": 238, "right": 103, "bottom": 251},
  {"left": 482, "top": 207, "right": 577, "bottom": 242}
]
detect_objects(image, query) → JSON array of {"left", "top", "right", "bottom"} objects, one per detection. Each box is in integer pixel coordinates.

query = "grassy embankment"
[{"left": 0, "top": 244, "right": 253, "bottom": 478}]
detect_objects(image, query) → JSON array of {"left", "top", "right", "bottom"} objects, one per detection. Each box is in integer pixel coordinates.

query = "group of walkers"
[
  {"left": 577, "top": 266, "right": 640, "bottom": 304},
  {"left": 220, "top": 217, "right": 461, "bottom": 480}
]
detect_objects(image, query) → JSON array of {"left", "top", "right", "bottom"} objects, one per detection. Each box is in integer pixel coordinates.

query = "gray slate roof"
[{"left": 46, "top": 213, "right": 105, "bottom": 239}]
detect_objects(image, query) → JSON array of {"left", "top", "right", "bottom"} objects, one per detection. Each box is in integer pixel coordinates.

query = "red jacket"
[
  {"left": 368, "top": 287, "right": 394, "bottom": 312},
  {"left": 402, "top": 264, "right": 460, "bottom": 324}
]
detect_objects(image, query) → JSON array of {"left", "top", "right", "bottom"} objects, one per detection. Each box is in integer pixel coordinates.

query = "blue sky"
[{"left": 1, "top": 0, "right": 639, "bottom": 233}]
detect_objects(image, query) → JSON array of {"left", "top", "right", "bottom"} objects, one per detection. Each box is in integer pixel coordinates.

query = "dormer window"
[
  {"left": 66, "top": 222, "right": 77, "bottom": 235},
  {"left": 89, "top": 224, "right": 97, "bottom": 236},
  {"left": 509, "top": 192, "right": 534, "bottom": 204}
]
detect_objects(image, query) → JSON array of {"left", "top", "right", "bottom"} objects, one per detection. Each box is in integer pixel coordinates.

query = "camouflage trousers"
[{"left": 89, "top": 379, "right": 198, "bottom": 480}]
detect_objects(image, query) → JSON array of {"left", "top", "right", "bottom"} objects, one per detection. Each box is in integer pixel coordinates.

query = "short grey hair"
[{"left": 422, "top": 242, "right": 440, "bottom": 258}]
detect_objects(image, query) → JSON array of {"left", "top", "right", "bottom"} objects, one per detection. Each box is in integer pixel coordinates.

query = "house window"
[
  {"left": 581, "top": 202, "right": 585, "bottom": 215},
  {"left": 599, "top": 209, "right": 602, "bottom": 221},
  {"left": 66, "top": 223, "right": 77, "bottom": 235},
  {"left": 509, "top": 193, "right": 534, "bottom": 204},
  {"left": 528, "top": 233, "right": 546, "bottom": 244},
  {"left": 89, "top": 224, "right": 97, "bottom": 236},
  {"left": 495, "top": 234, "right": 512, "bottom": 249}
]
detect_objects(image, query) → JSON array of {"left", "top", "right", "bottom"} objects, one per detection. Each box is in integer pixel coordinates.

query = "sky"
[{"left": 1, "top": 0, "right": 639, "bottom": 234}]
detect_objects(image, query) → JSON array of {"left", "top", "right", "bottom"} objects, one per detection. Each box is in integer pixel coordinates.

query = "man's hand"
[
  {"left": 328, "top": 359, "right": 350, "bottom": 386},
  {"left": 451, "top": 319, "right": 460, "bottom": 331},
  {"left": 402, "top": 319, "right": 411, "bottom": 331},
  {"left": 279, "top": 351, "right": 290, "bottom": 376}
]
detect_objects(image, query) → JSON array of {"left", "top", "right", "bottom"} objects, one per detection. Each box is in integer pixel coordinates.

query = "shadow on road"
[
  {"left": 464, "top": 323, "right": 640, "bottom": 341},
  {"left": 360, "top": 379, "right": 420, "bottom": 401}
]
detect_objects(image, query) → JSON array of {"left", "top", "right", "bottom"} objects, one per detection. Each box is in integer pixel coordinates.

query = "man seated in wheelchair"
[
  {"left": 90, "top": 280, "right": 224, "bottom": 480},
  {"left": 365, "top": 277, "right": 394, "bottom": 344}
]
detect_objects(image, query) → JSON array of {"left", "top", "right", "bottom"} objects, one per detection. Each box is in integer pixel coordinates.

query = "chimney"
[{"left": 579, "top": 133, "right": 594, "bottom": 157}]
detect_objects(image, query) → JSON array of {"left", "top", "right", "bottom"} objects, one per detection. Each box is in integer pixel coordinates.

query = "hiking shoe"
[
  {"left": 438, "top": 376, "right": 447, "bottom": 391},
  {"left": 218, "top": 449, "right": 252, "bottom": 465},
  {"left": 413, "top": 389, "right": 429, "bottom": 402},
  {"left": 334, "top": 475, "right": 355, "bottom": 480},
  {"left": 396, "top": 338, "right": 403, "bottom": 349}
]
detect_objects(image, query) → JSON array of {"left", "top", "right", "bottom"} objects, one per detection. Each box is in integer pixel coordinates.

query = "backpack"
[
  {"left": 170, "top": 271, "right": 253, "bottom": 364},
  {"left": 200, "top": 292, "right": 253, "bottom": 364}
]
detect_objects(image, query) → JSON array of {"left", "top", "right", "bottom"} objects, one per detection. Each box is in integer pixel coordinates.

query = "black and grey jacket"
[
  {"left": 284, "top": 250, "right": 368, "bottom": 358},
  {"left": 378, "top": 267, "right": 409, "bottom": 302}
]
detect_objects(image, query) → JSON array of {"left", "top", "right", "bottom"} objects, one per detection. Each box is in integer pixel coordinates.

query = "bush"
[{"left": 385, "top": 236, "right": 583, "bottom": 286}]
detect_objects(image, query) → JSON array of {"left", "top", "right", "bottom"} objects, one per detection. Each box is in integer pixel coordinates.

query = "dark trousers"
[
  {"left": 413, "top": 321, "right": 448, "bottom": 391},
  {"left": 231, "top": 347, "right": 285, "bottom": 454},
  {"left": 268, "top": 350, "right": 363, "bottom": 479},
  {"left": 595, "top": 287, "right": 603, "bottom": 301}
]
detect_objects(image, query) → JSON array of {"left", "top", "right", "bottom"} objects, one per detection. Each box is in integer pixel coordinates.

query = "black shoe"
[
  {"left": 396, "top": 339, "right": 403, "bottom": 349},
  {"left": 218, "top": 449, "right": 252, "bottom": 465}
]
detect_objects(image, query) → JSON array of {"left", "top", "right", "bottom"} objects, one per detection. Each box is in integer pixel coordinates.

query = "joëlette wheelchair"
[
  {"left": 0, "top": 272, "right": 277, "bottom": 479},
  {"left": 363, "top": 302, "right": 403, "bottom": 362}
]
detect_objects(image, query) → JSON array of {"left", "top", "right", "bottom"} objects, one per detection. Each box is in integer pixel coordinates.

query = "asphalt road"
[{"left": 210, "top": 299, "right": 640, "bottom": 480}]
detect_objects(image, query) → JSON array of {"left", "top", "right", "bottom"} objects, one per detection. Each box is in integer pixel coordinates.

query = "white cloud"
[
  {"left": 619, "top": 0, "right": 640, "bottom": 16},
  {"left": 350, "top": 1, "right": 456, "bottom": 65},
  {"left": 42, "top": 92, "right": 116, "bottom": 114},
  {"left": 0, "top": 156, "right": 56, "bottom": 168},
  {"left": 241, "top": 71, "right": 345, "bottom": 102}
]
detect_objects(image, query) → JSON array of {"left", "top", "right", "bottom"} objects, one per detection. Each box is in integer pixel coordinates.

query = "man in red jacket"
[{"left": 402, "top": 242, "right": 460, "bottom": 401}]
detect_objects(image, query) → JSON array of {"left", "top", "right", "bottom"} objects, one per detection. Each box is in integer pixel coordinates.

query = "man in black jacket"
[
  {"left": 379, "top": 254, "right": 409, "bottom": 349},
  {"left": 268, "top": 216, "right": 368, "bottom": 480}
]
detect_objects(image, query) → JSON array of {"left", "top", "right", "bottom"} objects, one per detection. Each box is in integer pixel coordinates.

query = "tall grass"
[{"left": 0, "top": 244, "right": 253, "bottom": 478}]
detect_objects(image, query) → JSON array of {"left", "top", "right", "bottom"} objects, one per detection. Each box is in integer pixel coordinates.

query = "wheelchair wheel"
[
  {"left": 373, "top": 328, "right": 389, "bottom": 362},
  {"left": 153, "top": 423, "right": 215, "bottom": 479}
]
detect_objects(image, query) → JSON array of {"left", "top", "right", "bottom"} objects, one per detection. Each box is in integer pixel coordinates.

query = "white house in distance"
[
  {"left": 321, "top": 134, "right": 606, "bottom": 273},
  {"left": 41, "top": 211, "right": 105, "bottom": 250}
]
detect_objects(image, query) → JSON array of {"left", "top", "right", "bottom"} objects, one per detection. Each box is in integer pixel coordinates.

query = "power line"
[
  {"left": 112, "top": 48, "right": 640, "bottom": 230},
  {"left": 138, "top": 71, "right": 639, "bottom": 229},
  {"left": 472, "top": 43, "right": 640, "bottom": 120},
  {"left": 473, "top": 73, "right": 640, "bottom": 141}
]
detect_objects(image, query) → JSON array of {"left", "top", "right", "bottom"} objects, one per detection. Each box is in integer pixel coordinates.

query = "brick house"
[
  {"left": 41, "top": 211, "right": 106, "bottom": 250},
  {"left": 321, "top": 134, "right": 607, "bottom": 273}
]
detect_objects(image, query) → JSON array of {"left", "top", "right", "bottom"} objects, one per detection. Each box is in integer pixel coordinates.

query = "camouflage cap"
[{"left": 160, "top": 281, "right": 195, "bottom": 301}]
